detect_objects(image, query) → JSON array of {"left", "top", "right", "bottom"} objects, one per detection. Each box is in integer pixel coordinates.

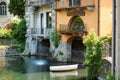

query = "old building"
[
  {"left": 54, "top": 0, "right": 112, "bottom": 62},
  {"left": 0, "top": 0, "right": 13, "bottom": 27},
  {"left": 24, "top": 0, "right": 55, "bottom": 56},
  {"left": 24, "top": 0, "right": 112, "bottom": 63}
]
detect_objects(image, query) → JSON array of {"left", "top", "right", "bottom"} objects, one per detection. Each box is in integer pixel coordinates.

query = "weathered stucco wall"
[
  {"left": 100, "top": 0, "right": 112, "bottom": 36},
  {"left": 57, "top": 0, "right": 99, "bottom": 42}
]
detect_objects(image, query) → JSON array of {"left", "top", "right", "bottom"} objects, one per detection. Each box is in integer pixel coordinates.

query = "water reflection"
[
  {"left": 7, "top": 57, "right": 26, "bottom": 73},
  {"left": 24, "top": 57, "right": 50, "bottom": 73},
  {"left": 0, "top": 57, "right": 6, "bottom": 68},
  {"left": 50, "top": 70, "right": 78, "bottom": 77},
  {"left": 0, "top": 56, "right": 87, "bottom": 80}
]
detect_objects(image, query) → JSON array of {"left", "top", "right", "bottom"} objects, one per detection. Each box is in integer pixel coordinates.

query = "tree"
[{"left": 8, "top": 0, "right": 26, "bottom": 18}]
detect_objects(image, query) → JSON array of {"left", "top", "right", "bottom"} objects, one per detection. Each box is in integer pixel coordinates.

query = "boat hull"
[{"left": 50, "top": 64, "right": 78, "bottom": 72}]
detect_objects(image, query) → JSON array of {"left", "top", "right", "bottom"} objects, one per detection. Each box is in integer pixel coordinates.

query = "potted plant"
[{"left": 83, "top": 32, "right": 104, "bottom": 80}]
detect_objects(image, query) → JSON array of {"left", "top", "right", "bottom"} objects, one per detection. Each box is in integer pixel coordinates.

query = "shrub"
[
  {"left": 51, "top": 30, "right": 61, "bottom": 48},
  {"left": 12, "top": 19, "right": 27, "bottom": 52},
  {"left": 5, "top": 18, "right": 20, "bottom": 30},
  {"left": 83, "top": 31, "right": 104, "bottom": 80},
  {"left": 0, "top": 28, "right": 12, "bottom": 39}
]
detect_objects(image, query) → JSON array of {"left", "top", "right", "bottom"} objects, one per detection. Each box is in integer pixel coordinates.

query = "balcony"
[
  {"left": 54, "top": 0, "right": 95, "bottom": 10},
  {"left": 58, "top": 24, "right": 87, "bottom": 36},
  {"left": 26, "top": 28, "right": 51, "bottom": 38},
  {"left": 29, "top": 0, "right": 51, "bottom": 7}
]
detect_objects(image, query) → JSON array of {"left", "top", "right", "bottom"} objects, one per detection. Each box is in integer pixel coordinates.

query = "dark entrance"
[
  {"left": 37, "top": 39, "right": 50, "bottom": 57},
  {"left": 71, "top": 37, "right": 85, "bottom": 64}
]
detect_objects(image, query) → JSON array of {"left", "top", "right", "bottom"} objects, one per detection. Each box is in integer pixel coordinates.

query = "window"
[
  {"left": 0, "top": 2, "right": 7, "bottom": 16},
  {"left": 46, "top": 12, "right": 52, "bottom": 28},
  {"left": 69, "top": 0, "right": 80, "bottom": 7},
  {"left": 41, "top": 13, "right": 44, "bottom": 34}
]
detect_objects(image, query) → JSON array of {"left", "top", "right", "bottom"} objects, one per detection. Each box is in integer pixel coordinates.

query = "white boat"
[{"left": 50, "top": 64, "right": 78, "bottom": 72}]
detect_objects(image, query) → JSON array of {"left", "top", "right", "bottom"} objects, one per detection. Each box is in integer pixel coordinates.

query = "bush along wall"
[
  {"left": 12, "top": 19, "right": 27, "bottom": 52},
  {"left": 83, "top": 32, "right": 104, "bottom": 80}
]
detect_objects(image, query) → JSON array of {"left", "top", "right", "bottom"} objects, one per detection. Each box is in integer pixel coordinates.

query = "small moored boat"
[{"left": 50, "top": 64, "right": 78, "bottom": 72}]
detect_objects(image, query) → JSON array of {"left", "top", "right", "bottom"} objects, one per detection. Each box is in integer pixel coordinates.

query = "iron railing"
[
  {"left": 26, "top": 28, "right": 51, "bottom": 37},
  {"left": 29, "top": 0, "right": 51, "bottom": 6}
]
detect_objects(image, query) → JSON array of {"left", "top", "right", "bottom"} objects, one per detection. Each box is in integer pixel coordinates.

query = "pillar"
[{"left": 115, "top": 0, "right": 120, "bottom": 79}]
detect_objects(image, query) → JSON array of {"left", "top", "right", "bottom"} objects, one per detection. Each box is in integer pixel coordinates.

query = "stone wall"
[
  {"left": 54, "top": 41, "right": 71, "bottom": 62},
  {"left": 0, "top": 46, "right": 21, "bottom": 56},
  {"left": 0, "top": 46, "right": 9, "bottom": 56},
  {"left": 0, "top": 39, "right": 12, "bottom": 45}
]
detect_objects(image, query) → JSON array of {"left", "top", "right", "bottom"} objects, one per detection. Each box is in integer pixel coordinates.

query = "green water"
[{"left": 0, "top": 56, "right": 87, "bottom": 80}]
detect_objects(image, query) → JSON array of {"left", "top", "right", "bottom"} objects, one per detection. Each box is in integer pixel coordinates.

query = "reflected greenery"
[{"left": 0, "top": 57, "right": 87, "bottom": 80}]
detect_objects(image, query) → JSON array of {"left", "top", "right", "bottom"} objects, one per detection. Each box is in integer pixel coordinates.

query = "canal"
[{"left": 0, "top": 56, "right": 87, "bottom": 80}]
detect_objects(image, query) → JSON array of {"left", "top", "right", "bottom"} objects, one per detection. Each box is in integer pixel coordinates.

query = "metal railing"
[
  {"left": 27, "top": 28, "right": 41, "bottom": 35},
  {"left": 59, "top": 24, "right": 69, "bottom": 32},
  {"left": 26, "top": 28, "right": 52, "bottom": 37},
  {"left": 29, "top": 0, "right": 51, "bottom": 6}
]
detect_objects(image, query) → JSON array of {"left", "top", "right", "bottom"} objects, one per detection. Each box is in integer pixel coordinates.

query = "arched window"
[
  {"left": 0, "top": 2, "right": 7, "bottom": 16},
  {"left": 70, "top": 16, "right": 85, "bottom": 32}
]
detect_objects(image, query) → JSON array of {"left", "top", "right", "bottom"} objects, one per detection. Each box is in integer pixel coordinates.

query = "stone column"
[
  {"left": 27, "top": 7, "right": 35, "bottom": 28},
  {"left": 49, "top": 0, "right": 56, "bottom": 54},
  {"left": 115, "top": 0, "right": 120, "bottom": 79},
  {"left": 24, "top": 6, "right": 35, "bottom": 55}
]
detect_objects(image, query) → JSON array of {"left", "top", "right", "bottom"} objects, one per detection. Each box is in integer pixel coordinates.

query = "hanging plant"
[
  {"left": 51, "top": 30, "right": 61, "bottom": 48},
  {"left": 74, "top": 16, "right": 83, "bottom": 26}
]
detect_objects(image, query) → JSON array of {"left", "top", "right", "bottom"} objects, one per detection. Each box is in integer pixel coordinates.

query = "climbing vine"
[{"left": 51, "top": 30, "right": 61, "bottom": 48}]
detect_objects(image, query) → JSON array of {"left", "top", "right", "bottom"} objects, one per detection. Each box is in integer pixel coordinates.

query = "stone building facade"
[
  {"left": 0, "top": 0, "right": 13, "bottom": 27},
  {"left": 24, "top": 0, "right": 55, "bottom": 56},
  {"left": 54, "top": 0, "right": 112, "bottom": 62},
  {"left": 24, "top": 0, "right": 112, "bottom": 62}
]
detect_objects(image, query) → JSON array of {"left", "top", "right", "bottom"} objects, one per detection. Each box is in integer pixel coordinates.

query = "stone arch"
[
  {"left": 66, "top": 16, "right": 86, "bottom": 63},
  {"left": 67, "top": 16, "right": 85, "bottom": 44}
]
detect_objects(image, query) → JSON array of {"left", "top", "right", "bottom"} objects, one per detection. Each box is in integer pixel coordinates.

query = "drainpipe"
[
  {"left": 112, "top": 0, "right": 116, "bottom": 76},
  {"left": 98, "top": 0, "right": 100, "bottom": 36}
]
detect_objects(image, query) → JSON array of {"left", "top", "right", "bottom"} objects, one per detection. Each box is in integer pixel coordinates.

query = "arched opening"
[
  {"left": 68, "top": 16, "right": 85, "bottom": 33},
  {"left": 67, "top": 16, "right": 85, "bottom": 64},
  {"left": 71, "top": 37, "right": 85, "bottom": 64},
  {"left": 0, "top": 2, "right": 7, "bottom": 16},
  {"left": 37, "top": 39, "right": 50, "bottom": 57}
]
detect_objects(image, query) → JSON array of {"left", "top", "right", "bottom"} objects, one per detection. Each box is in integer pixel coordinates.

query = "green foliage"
[
  {"left": 51, "top": 30, "right": 61, "bottom": 48},
  {"left": 12, "top": 19, "right": 27, "bottom": 52},
  {"left": 8, "top": 0, "right": 25, "bottom": 18},
  {"left": 105, "top": 72, "right": 115, "bottom": 80},
  {"left": 83, "top": 31, "right": 104, "bottom": 80},
  {"left": 74, "top": 17, "right": 83, "bottom": 26},
  {"left": 5, "top": 22, "right": 17, "bottom": 30},
  {"left": 11, "top": 18, "right": 21, "bottom": 30},
  {"left": 59, "top": 51, "right": 64, "bottom": 56},
  {"left": 12, "top": 18, "right": 21, "bottom": 24},
  {"left": 0, "top": 28, "right": 12, "bottom": 39},
  {"left": 100, "top": 35, "right": 112, "bottom": 45}
]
